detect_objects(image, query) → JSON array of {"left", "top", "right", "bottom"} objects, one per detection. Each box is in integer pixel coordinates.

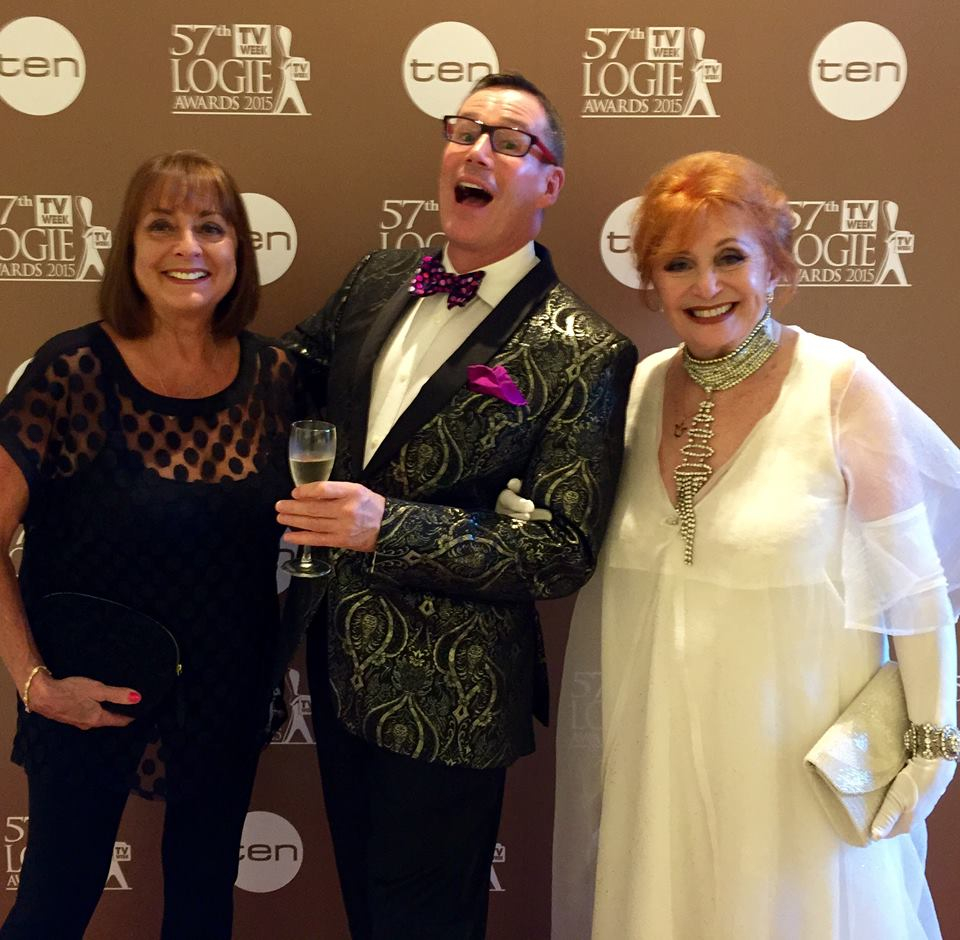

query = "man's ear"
[{"left": 539, "top": 166, "right": 565, "bottom": 208}]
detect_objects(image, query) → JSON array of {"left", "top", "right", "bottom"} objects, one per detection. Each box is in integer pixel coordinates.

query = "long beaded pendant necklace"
[{"left": 674, "top": 308, "right": 778, "bottom": 565}]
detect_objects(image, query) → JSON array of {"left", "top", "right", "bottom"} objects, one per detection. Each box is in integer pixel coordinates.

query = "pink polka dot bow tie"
[{"left": 409, "top": 255, "right": 486, "bottom": 309}]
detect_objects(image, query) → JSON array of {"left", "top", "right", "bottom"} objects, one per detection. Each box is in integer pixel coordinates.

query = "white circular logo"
[
  {"left": 809, "top": 22, "right": 907, "bottom": 121},
  {"left": 599, "top": 197, "right": 642, "bottom": 288},
  {"left": 0, "top": 17, "right": 86, "bottom": 116},
  {"left": 402, "top": 22, "right": 499, "bottom": 118},
  {"left": 241, "top": 193, "right": 297, "bottom": 286},
  {"left": 7, "top": 358, "right": 31, "bottom": 393},
  {"left": 235, "top": 811, "right": 303, "bottom": 893}
]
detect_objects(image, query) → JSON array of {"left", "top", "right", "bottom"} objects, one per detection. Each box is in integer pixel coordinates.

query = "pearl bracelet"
[{"left": 22, "top": 664, "right": 51, "bottom": 714}]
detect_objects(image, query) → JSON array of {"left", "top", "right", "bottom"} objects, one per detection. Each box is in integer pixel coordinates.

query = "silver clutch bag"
[{"left": 803, "top": 662, "right": 908, "bottom": 847}]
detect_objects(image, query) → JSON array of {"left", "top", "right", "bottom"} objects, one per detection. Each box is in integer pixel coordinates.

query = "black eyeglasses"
[{"left": 442, "top": 115, "right": 559, "bottom": 166}]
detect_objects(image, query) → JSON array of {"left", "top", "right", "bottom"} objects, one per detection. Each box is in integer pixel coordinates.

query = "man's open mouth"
[{"left": 455, "top": 183, "right": 493, "bottom": 207}]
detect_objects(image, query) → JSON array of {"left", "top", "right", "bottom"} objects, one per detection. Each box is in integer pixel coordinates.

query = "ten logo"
[
  {"left": 6, "top": 359, "right": 31, "bottom": 394},
  {"left": 0, "top": 16, "right": 85, "bottom": 115},
  {"left": 809, "top": 22, "right": 907, "bottom": 121},
  {"left": 402, "top": 22, "right": 498, "bottom": 119},
  {"left": 598, "top": 197, "right": 643, "bottom": 288},
  {"left": 236, "top": 812, "right": 304, "bottom": 893},
  {"left": 240, "top": 193, "right": 298, "bottom": 286},
  {"left": 7, "top": 527, "right": 24, "bottom": 565}
]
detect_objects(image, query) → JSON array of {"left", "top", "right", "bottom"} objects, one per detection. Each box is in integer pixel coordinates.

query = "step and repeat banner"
[{"left": 2, "top": 2, "right": 959, "bottom": 937}]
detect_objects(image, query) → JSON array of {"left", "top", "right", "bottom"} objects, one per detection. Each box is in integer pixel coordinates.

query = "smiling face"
[
  {"left": 438, "top": 87, "right": 564, "bottom": 272},
  {"left": 651, "top": 207, "right": 778, "bottom": 359},
  {"left": 132, "top": 185, "right": 237, "bottom": 328}
]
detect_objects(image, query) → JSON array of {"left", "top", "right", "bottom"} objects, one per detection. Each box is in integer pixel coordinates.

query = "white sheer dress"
[{"left": 553, "top": 328, "right": 960, "bottom": 940}]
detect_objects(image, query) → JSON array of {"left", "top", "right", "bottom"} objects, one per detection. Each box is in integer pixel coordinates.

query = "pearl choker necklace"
[
  {"left": 682, "top": 310, "right": 778, "bottom": 392},
  {"left": 674, "top": 310, "right": 778, "bottom": 564}
]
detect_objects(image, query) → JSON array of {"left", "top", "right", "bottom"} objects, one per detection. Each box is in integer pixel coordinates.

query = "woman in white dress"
[{"left": 550, "top": 152, "right": 960, "bottom": 939}]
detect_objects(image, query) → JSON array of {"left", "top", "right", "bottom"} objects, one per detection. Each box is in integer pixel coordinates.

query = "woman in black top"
[{"left": 0, "top": 151, "right": 303, "bottom": 938}]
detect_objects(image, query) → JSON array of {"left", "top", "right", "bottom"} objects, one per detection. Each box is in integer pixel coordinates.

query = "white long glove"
[
  {"left": 870, "top": 758, "right": 954, "bottom": 840},
  {"left": 871, "top": 626, "right": 958, "bottom": 840},
  {"left": 494, "top": 478, "right": 553, "bottom": 522}
]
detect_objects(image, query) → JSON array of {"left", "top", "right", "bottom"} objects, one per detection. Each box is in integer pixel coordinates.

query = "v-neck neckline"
[{"left": 653, "top": 327, "right": 805, "bottom": 512}]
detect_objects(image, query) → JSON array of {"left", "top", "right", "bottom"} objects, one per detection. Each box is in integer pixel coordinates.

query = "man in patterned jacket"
[{"left": 278, "top": 72, "right": 636, "bottom": 939}]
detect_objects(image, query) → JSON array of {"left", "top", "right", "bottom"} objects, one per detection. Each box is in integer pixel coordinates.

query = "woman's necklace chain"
[
  {"left": 673, "top": 310, "right": 778, "bottom": 565},
  {"left": 144, "top": 343, "right": 231, "bottom": 398}
]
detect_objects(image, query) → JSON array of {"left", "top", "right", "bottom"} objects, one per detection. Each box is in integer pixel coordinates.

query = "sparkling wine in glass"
[{"left": 282, "top": 420, "right": 336, "bottom": 579}]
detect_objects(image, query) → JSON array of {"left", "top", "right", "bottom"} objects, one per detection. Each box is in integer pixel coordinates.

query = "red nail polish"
[{"left": 129, "top": 691, "right": 141, "bottom": 703}]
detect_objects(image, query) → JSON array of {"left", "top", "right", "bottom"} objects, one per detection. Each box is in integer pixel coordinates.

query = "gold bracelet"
[{"left": 22, "top": 665, "right": 51, "bottom": 714}]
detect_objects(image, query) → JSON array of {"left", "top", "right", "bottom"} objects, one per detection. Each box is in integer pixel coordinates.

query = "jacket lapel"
[
  {"left": 330, "top": 284, "right": 410, "bottom": 479},
  {"left": 327, "top": 256, "right": 425, "bottom": 479},
  {"left": 361, "top": 244, "right": 558, "bottom": 481}
]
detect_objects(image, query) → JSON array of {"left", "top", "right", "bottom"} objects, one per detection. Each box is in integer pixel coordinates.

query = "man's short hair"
[{"left": 468, "top": 72, "right": 566, "bottom": 167}]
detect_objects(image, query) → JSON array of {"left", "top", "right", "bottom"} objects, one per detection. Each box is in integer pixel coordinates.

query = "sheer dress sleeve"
[
  {"left": 0, "top": 335, "right": 108, "bottom": 494},
  {"left": 836, "top": 354, "right": 960, "bottom": 635}
]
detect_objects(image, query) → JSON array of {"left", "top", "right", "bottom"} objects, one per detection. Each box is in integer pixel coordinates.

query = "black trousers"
[
  {"left": 0, "top": 754, "right": 259, "bottom": 939},
  {"left": 309, "top": 628, "right": 507, "bottom": 940}
]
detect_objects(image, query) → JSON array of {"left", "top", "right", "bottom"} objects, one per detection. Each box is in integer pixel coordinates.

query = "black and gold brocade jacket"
[{"left": 283, "top": 245, "right": 636, "bottom": 769}]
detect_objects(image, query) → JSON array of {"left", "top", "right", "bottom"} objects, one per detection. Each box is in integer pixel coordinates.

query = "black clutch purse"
[{"left": 29, "top": 593, "right": 182, "bottom": 717}]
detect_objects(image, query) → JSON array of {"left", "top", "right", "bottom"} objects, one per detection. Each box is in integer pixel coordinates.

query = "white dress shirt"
[{"left": 363, "top": 242, "right": 538, "bottom": 467}]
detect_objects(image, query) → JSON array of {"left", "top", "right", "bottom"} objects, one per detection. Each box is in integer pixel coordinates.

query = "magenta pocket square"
[{"left": 466, "top": 364, "right": 528, "bottom": 407}]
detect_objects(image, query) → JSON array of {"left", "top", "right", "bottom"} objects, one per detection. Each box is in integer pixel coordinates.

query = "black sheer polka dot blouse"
[{"left": 0, "top": 323, "right": 309, "bottom": 801}]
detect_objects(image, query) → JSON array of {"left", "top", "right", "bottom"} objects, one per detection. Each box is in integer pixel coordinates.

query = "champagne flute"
[{"left": 282, "top": 419, "right": 336, "bottom": 579}]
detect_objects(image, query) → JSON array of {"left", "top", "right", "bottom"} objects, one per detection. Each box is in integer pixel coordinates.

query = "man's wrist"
[{"left": 360, "top": 492, "right": 386, "bottom": 552}]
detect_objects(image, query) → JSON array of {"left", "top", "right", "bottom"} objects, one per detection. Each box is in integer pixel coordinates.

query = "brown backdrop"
[{"left": 2, "top": 1, "right": 959, "bottom": 937}]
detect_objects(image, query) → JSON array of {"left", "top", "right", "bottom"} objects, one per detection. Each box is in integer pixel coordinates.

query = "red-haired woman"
[{"left": 552, "top": 152, "right": 960, "bottom": 939}]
